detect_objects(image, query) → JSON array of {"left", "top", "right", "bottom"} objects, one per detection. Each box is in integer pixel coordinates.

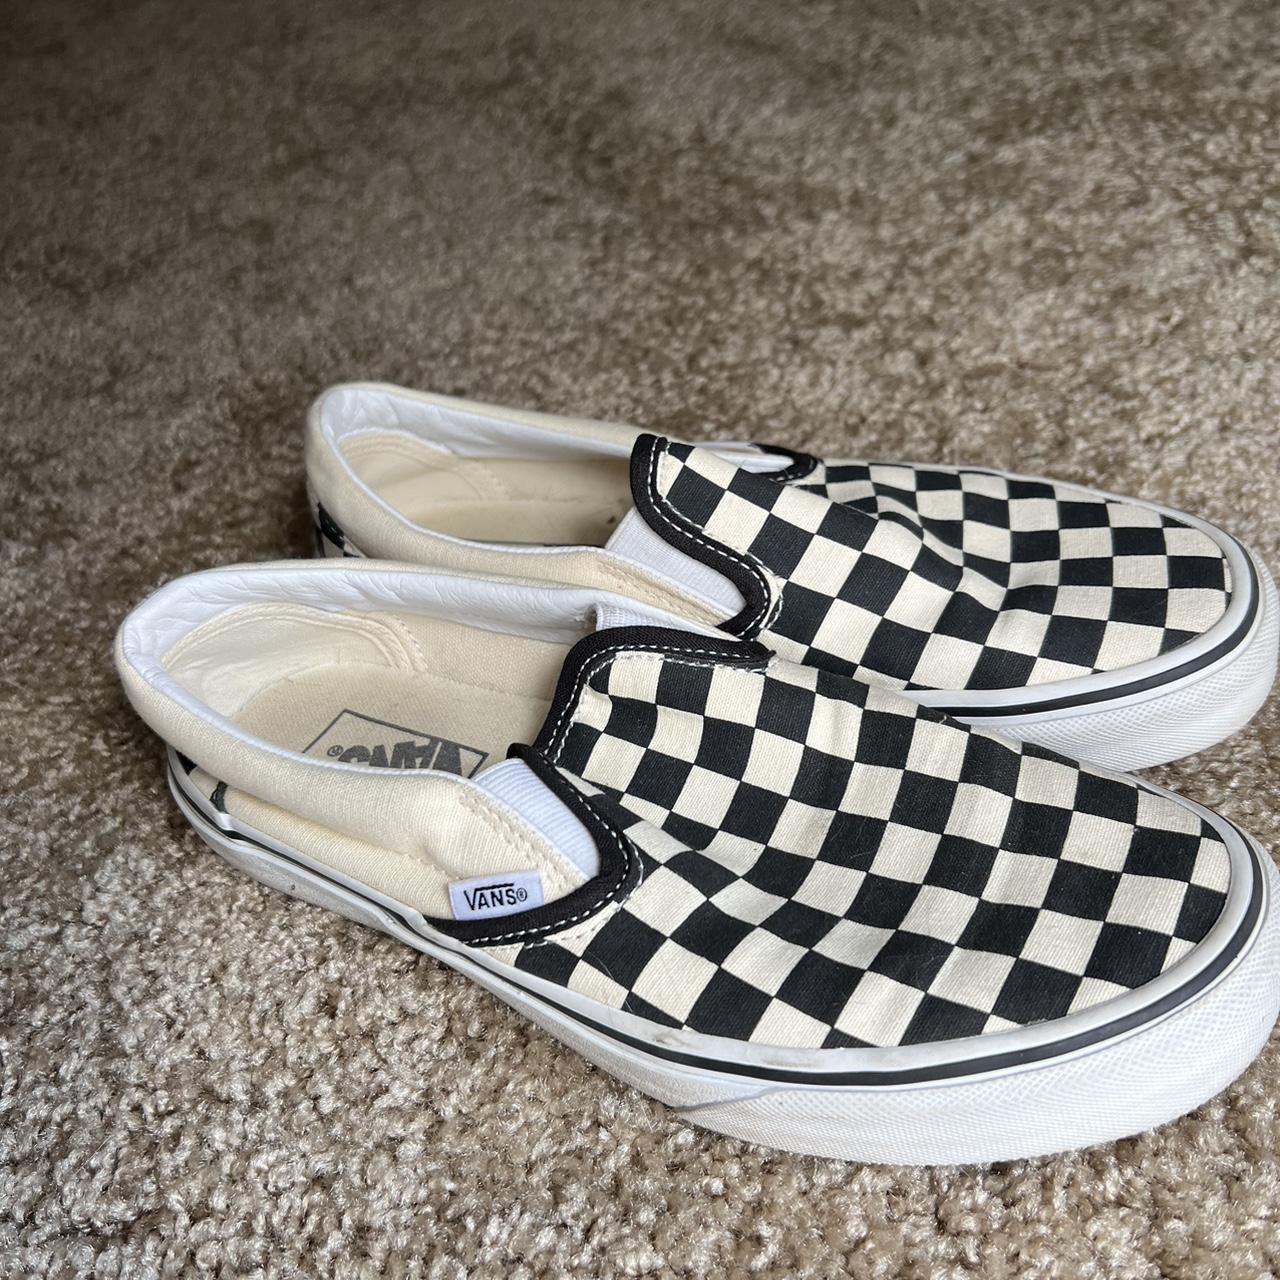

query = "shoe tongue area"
[
  {"left": 614, "top": 434, "right": 934, "bottom": 634},
  {"left": 603, "top": 434, "right": 769, "bottom": 621},
  {"left": 473, "top": 757, "right": 600, "bottom": 879},
  {"left": 604, "top": 507, "right": 746, "bottom": 618},
  {"left": 593, "top": 592, "right": 680, "bottom": 632}
]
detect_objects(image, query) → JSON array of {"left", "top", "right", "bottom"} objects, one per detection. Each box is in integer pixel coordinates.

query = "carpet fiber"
[{"left": 5, "top": 1, "right": 1280, "bottom": 1275}]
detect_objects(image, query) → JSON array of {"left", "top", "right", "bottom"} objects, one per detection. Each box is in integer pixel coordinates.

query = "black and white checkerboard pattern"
[
  {"left": 498, "top": 646, "right": 1231, "bottom": 1050},
  {"left": 655, "top": 443, "right": 1231, "bottom": 691}
]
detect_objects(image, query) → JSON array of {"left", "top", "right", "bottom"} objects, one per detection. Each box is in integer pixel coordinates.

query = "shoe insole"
[
  {"left": 341, "top": 432, "right": 633, "bottom": 545},
  {"left": 164, "top": 606, "right": 571, "bottom": 775},
  {"left": 234, "top": 664, "right": 551, "bottom": 777}
]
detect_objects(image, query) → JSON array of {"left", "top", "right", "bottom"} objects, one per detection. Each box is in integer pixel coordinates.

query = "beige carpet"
[{"left": 5, "top": 0, "right": 1280, "bottom": 1274}]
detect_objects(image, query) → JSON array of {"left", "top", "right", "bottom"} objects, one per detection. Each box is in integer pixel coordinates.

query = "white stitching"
[
  {"left": 472, "top": 639, "right": 766, "bottom": 945},
  {"left": 465, "top": 782, "right": 642, "bottom": 945},
  {"left": 541, "top": 640, "right": 760, "bottom": 760},
  {"left": 643, "top": 441, "right": 776, "bottom": 635},
  {"left": 762, "top": 452, "right": 820, "bottom": 485},
  {"left": 473, "top": 627, "right": 768, "bottom": 942}
]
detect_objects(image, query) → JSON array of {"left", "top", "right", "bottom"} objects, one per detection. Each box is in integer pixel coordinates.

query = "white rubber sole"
[{"left": 167, "top": 761, "right": 1280, "bottom": 1167}]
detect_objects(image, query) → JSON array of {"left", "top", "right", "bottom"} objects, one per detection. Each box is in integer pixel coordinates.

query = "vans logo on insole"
[
  {"left": 303, "top": 710, "right": 488, "bottom": 777},
  {"left": 449, "top": 871, "right": 545, "bottom": 921}
]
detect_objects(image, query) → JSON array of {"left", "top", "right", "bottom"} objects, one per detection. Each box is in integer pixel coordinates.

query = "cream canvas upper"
[{"left": 114, "top": 561, "right": 710, "bottom": 917}]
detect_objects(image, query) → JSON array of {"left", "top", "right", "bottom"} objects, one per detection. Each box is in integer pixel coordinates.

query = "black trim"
[
  {"left": 168, "top": 759, "right": 1265, "bottom": 1089},
  {"left": 528, "top": 624, "right": 774, "bottom": 759},
  {"left": 929, "top": 548, "right": 1261, "bottom": 717},
  {"left": 629, "top": 434, "right": 776, "bottom": 638},
  {"left": 752, "top": 443, "right": 821, "bottom": 484},
  {"left": 443, "top": 743, "right": 643, "bottom": 943}
]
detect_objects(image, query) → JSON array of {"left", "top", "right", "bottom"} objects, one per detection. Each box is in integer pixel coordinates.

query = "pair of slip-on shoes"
[{"left": 116, "top": 382, "right": 1280, "bottom": 1166}]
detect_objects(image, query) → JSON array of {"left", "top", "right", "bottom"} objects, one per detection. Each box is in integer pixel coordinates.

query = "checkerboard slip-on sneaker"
[
  {"left": 304, "top": 383, "right": 1277, "bottom": 772},
  {"left": 115, "top": 560, "right": 1280, "bottom": 1166}
]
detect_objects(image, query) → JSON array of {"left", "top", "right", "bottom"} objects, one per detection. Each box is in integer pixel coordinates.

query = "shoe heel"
[{"left": 169, "top": 767, "right": 395, "bottom": 937}]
